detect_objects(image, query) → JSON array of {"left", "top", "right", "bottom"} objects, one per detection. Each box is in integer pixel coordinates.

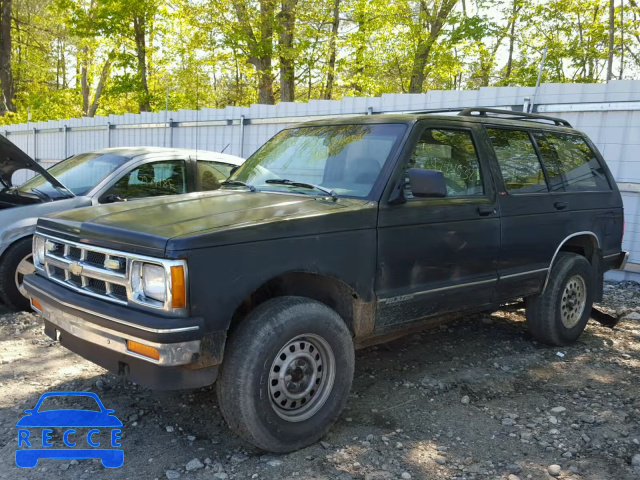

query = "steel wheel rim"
[
  {"left": 561, "top": 274, "right": 587, "bottom": 328},
  {"left": 15, "top": 253, "right": 35, "bottom": 298},
  {"left": 268, "top": 333, "right": 336, "bottom": 422}
]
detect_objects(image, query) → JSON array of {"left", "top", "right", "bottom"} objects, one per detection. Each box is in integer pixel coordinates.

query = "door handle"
[
  {"left": 554, "top": 201, "right": 568, "bottom": 211},
  {"left": 477, "top": 205, "right": 495, "bottom": 216}
]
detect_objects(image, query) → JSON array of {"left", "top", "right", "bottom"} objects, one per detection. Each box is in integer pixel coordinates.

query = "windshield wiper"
[
  {"left": 265, "top": 179, "right": 338, "bottom": 200},
  {"left": 30, "top": 187, "right": 52, "bottom": 202},
  {"left": 220, "top": 180, "right": 256, "bottom": 192}
]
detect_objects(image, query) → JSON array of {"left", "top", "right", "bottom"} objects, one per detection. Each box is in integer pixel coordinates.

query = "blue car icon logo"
[{"left": 16, "top": 391, "right": 123, "bottom": 468}]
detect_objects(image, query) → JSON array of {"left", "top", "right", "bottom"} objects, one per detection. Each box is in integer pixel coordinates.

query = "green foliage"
[{"left": 0, "top": 0, "right": 638, "bottom": 124}]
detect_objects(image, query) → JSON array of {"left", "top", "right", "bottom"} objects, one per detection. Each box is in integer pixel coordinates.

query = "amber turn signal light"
[
  {"left": 127, "top": 340, "right": 160, "bottom": 361},
  {"left": 31, "top": 298, "right": 43, "bottom": 312},
  {"left": 170, "top": 265, "right": 186, "bottom": 309}
]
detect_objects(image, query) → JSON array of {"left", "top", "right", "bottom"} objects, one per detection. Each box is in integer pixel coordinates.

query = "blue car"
[{"left": 15, "top": 391, "right": 123, "bottom": 468}]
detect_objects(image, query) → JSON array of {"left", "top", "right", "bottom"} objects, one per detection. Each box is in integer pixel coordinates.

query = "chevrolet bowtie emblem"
[{"left": 69, "top": 262, "right": 83, "bottom": 276}]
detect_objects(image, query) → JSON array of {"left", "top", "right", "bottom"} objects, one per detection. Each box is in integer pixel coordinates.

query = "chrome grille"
[{"left": 41, "top": 237, "right": 130, "bottom": 305}]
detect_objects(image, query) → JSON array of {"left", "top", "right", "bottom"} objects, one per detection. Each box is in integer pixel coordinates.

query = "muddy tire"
[
  {"left": 0, "top": 237, "right": 34, "bottom": 312},
  {"left": 217, "top": 296, "right": 354, "bottom": 453},
  {"left": 526, "top": 252, "right": 594, "bottom": 346}
]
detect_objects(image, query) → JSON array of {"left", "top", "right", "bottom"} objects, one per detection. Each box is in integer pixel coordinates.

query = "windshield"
[
  {"left": 230, "top": 124, "right": 406, "bottom": 198},
  {"left": 18, "top": 152, "right": 128, "bottom": 198}
]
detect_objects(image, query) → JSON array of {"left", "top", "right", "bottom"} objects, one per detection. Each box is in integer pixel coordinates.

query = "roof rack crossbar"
[{"left": 457, "top": 107, "right": 572, "bottom": 127}]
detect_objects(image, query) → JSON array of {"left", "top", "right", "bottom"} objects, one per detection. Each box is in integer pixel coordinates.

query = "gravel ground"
[{"left": 0, "top": 282, "right": 639, "bottom": 480}]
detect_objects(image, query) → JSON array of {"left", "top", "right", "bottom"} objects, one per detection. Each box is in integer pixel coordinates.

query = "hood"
[
  {"left": 0, "top": 135, "right": 69, "bottom": 190},
  {"left": 37, "top": 190, "right": 376, "bottom": 256}
]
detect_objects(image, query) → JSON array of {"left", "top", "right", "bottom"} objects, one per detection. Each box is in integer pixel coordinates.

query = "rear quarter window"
[{"left": 533, "top": 132, "right": 611, "bottom": 192}]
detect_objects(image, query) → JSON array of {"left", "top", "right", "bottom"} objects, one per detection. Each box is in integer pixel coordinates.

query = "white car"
[{"left": 0, "top": 144, "right": 244, "bottom": 311}]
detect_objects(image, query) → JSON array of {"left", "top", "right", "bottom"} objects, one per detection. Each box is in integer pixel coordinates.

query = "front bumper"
[{"left": 24, "top": 274, "right": 219, "bottom": 390}]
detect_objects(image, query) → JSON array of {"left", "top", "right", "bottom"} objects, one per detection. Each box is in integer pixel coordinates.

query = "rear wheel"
[
  {"left": 0, "top": 237, "right": 35, "bottom": 312},
  {"left": 526, "top": 252, "right": 594, "bottom": 346},
  {"left": 217, "top": 296, "right": 354, "bottom": 452}
]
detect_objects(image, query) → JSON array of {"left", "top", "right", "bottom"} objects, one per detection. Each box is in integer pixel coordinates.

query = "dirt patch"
[{"left": 0, "top": 282, "right": 639, "bottom": 480}]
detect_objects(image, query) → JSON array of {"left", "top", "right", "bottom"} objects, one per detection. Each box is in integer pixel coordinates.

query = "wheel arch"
[
  {"left": 0, "top": 221, "right": 37, "bottom": 260},
  {"left": 227, "top": 271, "right": 376, "bottom": 339},
  {"left": 542, "top": 231, "right": 600, "bottom": 293}
]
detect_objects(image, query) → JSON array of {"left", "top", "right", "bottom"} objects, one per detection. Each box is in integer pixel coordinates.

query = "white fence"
[{"left": 4, "top": 81, "right": 640, "bottom": 279}]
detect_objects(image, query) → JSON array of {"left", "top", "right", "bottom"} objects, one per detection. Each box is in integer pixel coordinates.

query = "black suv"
[{"left": 25, "top": 108, "right": 627, "bottom": 453}]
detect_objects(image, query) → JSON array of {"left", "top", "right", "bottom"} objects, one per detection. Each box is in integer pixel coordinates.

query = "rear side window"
[
  {"left": 486, "top": 128, "right": 548, "bottom": 194},
  {"left": 533, "top": 132, "right": 611, "bottom": 192}
]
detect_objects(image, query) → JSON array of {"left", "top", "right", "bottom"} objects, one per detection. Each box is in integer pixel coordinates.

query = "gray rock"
[
  {"left": 548, "top": 464, "right": 562, "bottom": 477},
  {"left": 507, "top": 475, "right": 520, "bottom": 480},
  {"left": 230, "top": 453, "right": 248, "bottom": 464},
  {"left": 461, "top": 395, "right": 470, "bottom": 404},
  {"left": 622, "top": 312, "right": 640, "bottom": 321},
  {"left": 502, "top": 418, "right": 516, "bottom": 426},
  {"left": 267, "top": 459, "right": 283, "bottom": 467},
  {"left": 185, "top": 458, "right": 204, "bottom": 471},
  {"left": 213, "top": 474, "right": 229, "bottom": 480},
  {"left": 166, "top": 426, "right": 175, "bottom": 433},
  {"left": 550, "top": 406, "right": 566, "bottom": 414},
  {"left": 434, "top": 456, "right": 446, "bottom": 465},
  {"left": 401, "top": 473, "right": 412, "bottom": 479},
  {"left": 320, "top": 441, "right": 331, "bottom": 449},
  {"left": 165, "top": 470, "right": 180, "bottom": 480},
  {"left": 580, "top": 415, "right": 596, "bottom": 424},
  {"left": 632, "top": 454, "right": 640, "bottom": 467}
]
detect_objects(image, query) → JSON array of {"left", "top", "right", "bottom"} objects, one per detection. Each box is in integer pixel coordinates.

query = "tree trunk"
[
  {"left": 0, "top": 0, "right": 14, "bottom": 114},
  {"left": 87, "top": 51, "right": 114, "bottom": 117},
  {"left": 81, "top": 46, "right": 90, "bottom": 115},
  {"left": 324, "top": 0, "right": 340, "bottom": 99},
  {"left": 619, "top": 0, "right": 624, "bottom": 79},
  {"left": 133, "top": 15, "right": 151, "bottom": 112},
  {"left": 278, "top": 0, "right": 296, "bottom": 102},
  {"left": 250, "top": 57, "right": 275, "bottom": 104},
  {"left": 505, "top": 0, "right": 517, "bottom": 79},
  {"left": 408, "top": 0, "right": 458, "bottom": 94},
  {"left": 606, "top": 0, "right": 615, "bottom": 81}
]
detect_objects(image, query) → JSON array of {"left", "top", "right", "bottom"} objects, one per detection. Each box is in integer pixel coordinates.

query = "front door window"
[{"left": 108, "top": 160, "right": 187, "bottom": 200}]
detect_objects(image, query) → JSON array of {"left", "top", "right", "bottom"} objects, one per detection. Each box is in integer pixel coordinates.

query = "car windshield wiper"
[
  {"left": 220, "top": 180, "right": 256, "bottom": 192},
  {"left": 30, "top": 188, "right": 52, "bottom": 202},
  {"left": 265, "top": 179, "right": 338, "bottom": 200}
]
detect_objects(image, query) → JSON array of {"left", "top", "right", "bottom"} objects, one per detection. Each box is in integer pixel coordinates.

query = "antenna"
[{"left": 529, "top": 46, "right": 548, "bottom": 113}]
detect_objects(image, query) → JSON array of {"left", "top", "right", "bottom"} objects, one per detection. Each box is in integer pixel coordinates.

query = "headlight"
[
  {"left": 33, "top": 236, "right": 45, "bottom": 267},
  {"left": 132, "top": 262, "right": 166, "bottom": 303},
  {"left": 142, "top": 264, "right": 166, "bottom": 302}
]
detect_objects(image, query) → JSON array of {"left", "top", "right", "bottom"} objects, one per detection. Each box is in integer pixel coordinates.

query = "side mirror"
[
  {"left": 229, "top": 166, "right": 240, "bottom": 177},
  {"left": 102, "top": 194, "right": 125, "bottom": 204},
  {"left": 407, "top": 168, "right": 447, "bottom": 198}
]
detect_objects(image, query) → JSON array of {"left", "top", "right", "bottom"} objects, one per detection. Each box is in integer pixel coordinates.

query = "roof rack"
[{"left": 457, "top": 107, "right": 572, "bottom": 127}]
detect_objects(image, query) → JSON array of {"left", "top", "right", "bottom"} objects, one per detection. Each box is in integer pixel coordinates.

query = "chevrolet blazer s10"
[{"left": 24, "top": 108, "right": 627, "bottom": 452}]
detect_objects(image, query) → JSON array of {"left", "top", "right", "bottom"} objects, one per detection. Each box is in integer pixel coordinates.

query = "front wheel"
[
  {"left": 217, "top": 296, "right": 354, "bottom": 452},
  {"left": 0, "top": 237, "right": 35, "bottom": 312},
  {"left": 526, "top": 252, "right": 594, "bottom": 346}
]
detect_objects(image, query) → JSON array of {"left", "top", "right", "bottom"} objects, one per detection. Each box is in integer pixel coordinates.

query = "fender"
[{"left": 542, "top": 231, "right": 600, "bottom": 293}]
